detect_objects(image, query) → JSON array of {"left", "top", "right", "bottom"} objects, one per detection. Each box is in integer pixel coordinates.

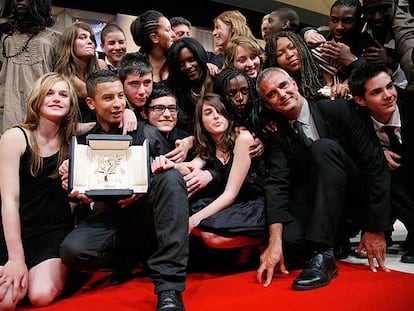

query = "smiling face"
[
  {"left": 275, "top": 36, "right": 301, "bottom": 74},
  {"left": 258, "top": 69, "right": 303, "bottom": 120},
  {"left": 329, "top": 5, "right": 359, "bottom": 43},
  {"left": 101, "top": 30, "right": 127, "bottom": 67},
  {"left": 40, "top": 80, "right": 71, "bottom": 122},
  {"left": 233, "top": 45, "right": 261, "bottom": 78},
  {"left": 178, "top": 47, "right": 202, "bottom": 81},
  {"left": 213, "top": 19, "right": 232, "bottom": 53},
  {"left": 363, "top": 0, "right": 395, "bottom": 30},
  {"left": 172, "top": 24, "right": 191, "bottom": 41},
  {"left": 86, "top": 80, "right": 126, "bottom": 132},
  {"left": 354, "top": 71, "right": 397, "bottom": 124},
  {"left": 145, "top": 95, "right": 178, "bottom": 134}
]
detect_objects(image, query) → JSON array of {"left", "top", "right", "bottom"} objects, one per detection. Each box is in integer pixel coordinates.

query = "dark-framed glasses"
[{"left": 148, "top": 105, "right": 179, "bottom": 114}]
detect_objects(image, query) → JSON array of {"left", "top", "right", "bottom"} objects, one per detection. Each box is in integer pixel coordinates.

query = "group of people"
[{"left": 0, "top": 0, "right": 413, "bottom": 311}]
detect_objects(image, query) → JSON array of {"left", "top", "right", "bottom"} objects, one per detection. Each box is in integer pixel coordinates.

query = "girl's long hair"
[
  {"left": 55, "top": 21, "right": 100, "bottom": 80},
  {"left": 194, "top": 93, "right": 237, "bottom": 161},
  {"left": 23, "top": 72, "right": 79, "bottom": 177},
  {"left": 264, "top": 31, "right": 324, "bottom": 100}
]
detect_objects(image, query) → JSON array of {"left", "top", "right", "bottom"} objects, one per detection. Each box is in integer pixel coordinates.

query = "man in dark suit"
[
  {"left": 255, "top": 67, "right": 391, "bottom": 290},
  {"left": 350, "top": 62, "right": 414, "bottom": 263}
]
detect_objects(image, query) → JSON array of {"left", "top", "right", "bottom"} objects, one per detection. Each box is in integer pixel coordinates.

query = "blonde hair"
[
  {"left": 55, "top": 21, "right": 100, "bottom": 80},
  {"left": 222, "top": 36, "right": 263, "bottom": 70},
  {"left": 23, "top": 72, "right": 79, "bottom": 177},
  {"left": 214, "top": 10, "right": 257, "bottom": 53}
]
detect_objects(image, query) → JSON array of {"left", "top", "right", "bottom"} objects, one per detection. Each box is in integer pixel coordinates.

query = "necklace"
[
  {"left": 2, "top": 33, "right": 35, "bottom": 59},
  {"left": 189, "top": 85, "right": 205, "bottom": 104}
]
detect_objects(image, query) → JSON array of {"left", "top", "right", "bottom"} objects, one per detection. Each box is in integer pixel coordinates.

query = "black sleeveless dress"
[
  {"left": 0, "top": 127, "right": 73, "bottom": 268},
  {"left": 190, "top": 155, "right": 266, "bottom": 238}
]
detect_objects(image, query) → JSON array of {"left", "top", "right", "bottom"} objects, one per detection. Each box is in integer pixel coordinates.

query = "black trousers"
[
  {"left": 60, "top": 169, "right": 189, "bottom": 293},
  {"left": 391, "top": 177, "right": 414, "bottom": 250},
  {"left": 283, "top": 138, "right": 362, "bottom": 254}
]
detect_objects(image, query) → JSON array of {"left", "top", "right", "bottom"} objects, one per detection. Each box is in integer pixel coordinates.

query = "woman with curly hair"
[{"left": 264, "top": 31, "right": 326, "bottom": 100}]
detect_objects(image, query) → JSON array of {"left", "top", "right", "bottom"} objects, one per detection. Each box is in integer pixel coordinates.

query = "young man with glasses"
[{"left": 60, "top": 69, "right": 188, "bottom": 311}]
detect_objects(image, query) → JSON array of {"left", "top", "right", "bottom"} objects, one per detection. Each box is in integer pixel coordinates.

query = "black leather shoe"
[
  {"left": 334, "top": 240, "right": 351, "bottom": 260},
  {"left": 401, "top": 251, "right": 414, "bottom": 264},
  {"left": 292, "top": 252, "right": 338, "bottom": 290},
  {"left": 157, "top": 290, "right": 185, "bottom": 311}
]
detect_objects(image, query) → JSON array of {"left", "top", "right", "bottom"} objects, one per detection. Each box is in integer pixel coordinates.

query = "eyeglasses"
[
  {"left": 227, "top": 87, "right": 249, "bottom": 98},
  {"left": 147, "top": 105, "right": 179, "bottom": 114}
]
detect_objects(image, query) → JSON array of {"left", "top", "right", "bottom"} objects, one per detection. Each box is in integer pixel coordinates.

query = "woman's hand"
[
  {"left": 0, "top": 259, "right": 28, "bottom": 301},
  {"left": 189, "top": 214, "right": 202, "bottom": 233}
]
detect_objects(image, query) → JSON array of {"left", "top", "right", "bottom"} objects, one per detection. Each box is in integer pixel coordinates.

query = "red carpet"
[{"left": 19, "top": 262, "right": 414, "bottom": 311}]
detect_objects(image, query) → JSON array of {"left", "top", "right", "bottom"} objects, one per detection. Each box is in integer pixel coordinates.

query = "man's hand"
[
  {"left": 383, "top": 150, "right": 401, "bottom": 170},
  {"left": 184, "top": 168, "right": 212, "bottom": 197},
  {"left": 303, "top": 29, "right": 326, "bottom": 48},
  {"left": 118, "top": 194, "right": 141, "bottom": 208},
  {"left": 249, "top": 137, "right": 264, "bottom": 159},
  {"left": 320, "top": 41, "right": 356, "bottom": 67},
  {"left": 165, "top": 136, "right": 194, "bottom": 163},
  {"left": 151, "top": 155, "right": 175, "bottom": 173},
  {"left": 356, "top": 231, "right": 390, "bottom": 272},
  {"left": 120, "top": 108, "right": 138, "bottom": 135},
  {"left": 256, "top": 242, "right": 288, "bottom": 287}
]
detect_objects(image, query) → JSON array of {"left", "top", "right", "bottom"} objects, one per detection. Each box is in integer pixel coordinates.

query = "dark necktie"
[
  {"left": 293, "top": 120, "right": 313, "bottom": 147},
  {"left": 383, "top": 126, "right": 402, "bottom": 154}
]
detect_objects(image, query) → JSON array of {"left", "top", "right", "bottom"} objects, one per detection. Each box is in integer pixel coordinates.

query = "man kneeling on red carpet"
[{"left": 255, "top": 67, "right": 391, "bottom": 290}]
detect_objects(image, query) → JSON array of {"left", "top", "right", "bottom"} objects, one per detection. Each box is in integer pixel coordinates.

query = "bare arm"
[
  {"left": 0, "top": 128, "right": 29, "bottom": 300},
  {"left": 189, "top": 130, "right": 253, "bottom": 232}
]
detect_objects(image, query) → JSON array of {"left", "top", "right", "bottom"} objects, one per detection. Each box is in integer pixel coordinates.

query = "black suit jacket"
[
  {"left": 265, "top": 98, "right": 391, "bottom": 232},
  {"left": 358, "top": 87, "right": 414, "bottom": 199}
]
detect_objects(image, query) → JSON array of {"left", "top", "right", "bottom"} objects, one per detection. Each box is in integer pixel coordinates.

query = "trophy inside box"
[{"left": 69, "top": 134, "right": 149, "bottom": 200}]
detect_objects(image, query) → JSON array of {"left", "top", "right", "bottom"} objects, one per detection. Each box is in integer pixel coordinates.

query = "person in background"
[
  {"left": 261, "top": 7, "right": 300, "bottom": 42},
  {"left": 361, "top": 0, "right": 414, "bottom": 89},
  {"left": 0, "top": 0, "right": 61, "bottom": 134},
  {"left": 301, "top": 0, "right": 366, "bottom": 94},
  {"left": 55, "top": 21, "right": 107, "bottom": 122},
  {"left": 170, "top": 16, "right": 191, "bottom": 41},
  {"left": 130, "top": 10, "right": 175, "bottom": 82},
  {"left": 100, "top": 23, "right": 127, "bottom": 73},
  {"left": 59, "top": 70, "right": 188, "bottom": 311},
  {"left": 222, "top": 36, "right": 263, "bottom": 79},
  {"left": 256, "top": 67, "right": 391, "bottom": 290},
  {"left": 166, "top": 37, "right": 214, "bottom": 133},
  {"left": 0, "top": 72, "right": 78, "bottom": 309},
  {"left": 350, "top": 62, "right": 414, "bottom": 264},
  {"left": 209, "top": 10, "right": 258, "bottom": 69},
  {"left": 55, "top": 22, "right": 136, "bottom": 132},
  {"left": 263, "top": 31, "right": 327, "bottom": 100}
]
